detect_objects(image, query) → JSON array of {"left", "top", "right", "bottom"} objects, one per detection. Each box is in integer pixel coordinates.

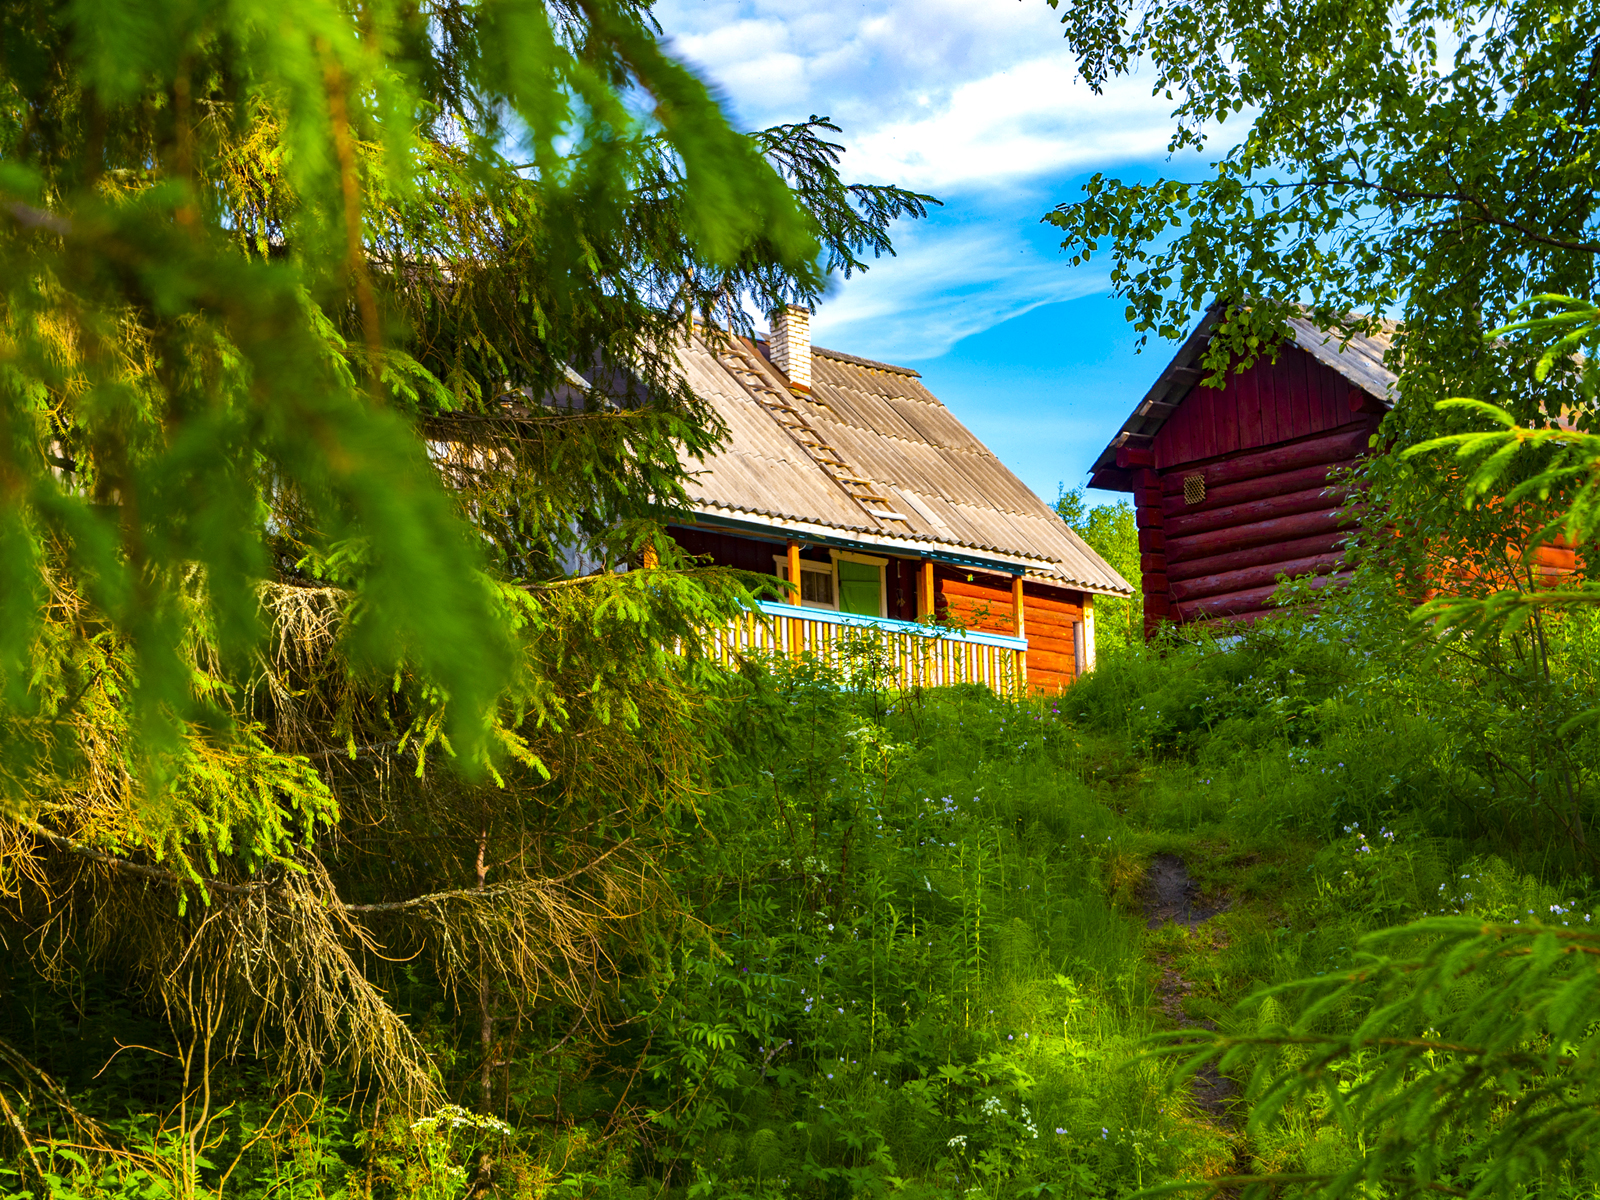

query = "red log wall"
[
  {"left": 1128, "top": 345, "right": 1386, "bottom": 633},
  {"left": 933, "top": 566, "right": 1085, "bottom": 693},
  {"left": 1125, "top": 346, "right": 1584, "bottom": 635},
  {"left": 1154, "top": 345, "right": 1371, "bottom": 468},
  {"left": 1138, "top": 424, "right": 1377, "bottom": 629}
]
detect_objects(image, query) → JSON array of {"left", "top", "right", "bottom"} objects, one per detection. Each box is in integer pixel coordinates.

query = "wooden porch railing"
[{"left": 706, "top": 601, "right": 1028, "bottom": 697}]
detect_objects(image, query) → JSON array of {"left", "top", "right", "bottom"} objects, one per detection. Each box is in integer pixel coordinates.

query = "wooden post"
[
  {"left": 1082, "top": 595, "right": 1096, "bottom": 673},
  {"left": 918, "top": 559, "right": 935, "bottom": 619},
  {"left": 786, "top": 540, "right": 802, "bottom": 603},
  {"left": 1011, "top": 574, "right": 1027, "bottom": 699},
  {"left": 786, "top": 540, "right": 803, "bottom": 661}
]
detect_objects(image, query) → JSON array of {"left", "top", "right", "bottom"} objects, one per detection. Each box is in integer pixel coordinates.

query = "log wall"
[
  {"left": 935, "top": 566, "right": 1018, "bottom": 636},
  {"left": 1116, "top": 344, "right": 1393, "bottom": 632},
  {"left": 1120, "top": 343, "right": 1584, "bottom": 635},
  {"left": 933, "top": 566, "right": 1086, "bottom": 693},
  {"left": 1129, "top": 418, "right": 1381, "bottom": 630},
  {"left": 1154, "top": 344, "right": 1372, "bottom": 467},
  {"left": 1021, "top": 581, "right": 1084, "bottom": 694}
]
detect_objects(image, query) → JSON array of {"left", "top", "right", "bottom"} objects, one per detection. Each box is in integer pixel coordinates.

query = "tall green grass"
[{"left": 12, "top": 600, "right": 1600, "bottom": 1197}]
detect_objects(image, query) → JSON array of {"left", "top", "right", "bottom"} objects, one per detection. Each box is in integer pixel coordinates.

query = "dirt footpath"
[{"left": 1143, "top": 854, "right": 1236, "bottom": 1120}]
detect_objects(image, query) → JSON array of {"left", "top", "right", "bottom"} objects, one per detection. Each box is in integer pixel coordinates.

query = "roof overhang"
[
  {"left": 680, "top": 507, "right": 1133, "bottom": 597},
  {"left": 1088, "top": 303, "right": 1227, "bottom": 493}
]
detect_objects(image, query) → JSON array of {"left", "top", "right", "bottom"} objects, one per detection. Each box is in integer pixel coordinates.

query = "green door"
[{"left": 837, "top": 559, "right": 881, "bottom": 616}]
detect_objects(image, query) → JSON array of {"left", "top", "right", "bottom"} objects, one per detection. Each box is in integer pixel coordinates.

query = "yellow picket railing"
[{"left": 705, "top": 601, "right": 1027, "bottom": 698}]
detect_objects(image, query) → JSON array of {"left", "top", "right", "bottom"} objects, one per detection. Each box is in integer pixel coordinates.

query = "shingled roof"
[
  {"left": 1087, "top": 304, "right": 1397, "bottom": 490},
  {"left": 675, "top": 328, "right": 1132, "bottom": 596}
]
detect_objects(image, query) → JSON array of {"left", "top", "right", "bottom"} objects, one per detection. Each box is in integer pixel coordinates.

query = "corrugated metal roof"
[
  {"left": 678, "top": 330, "right": 1132, "bottom": 596},
  {"left": 1088, "top": 304, "right": 1397, "bottom": 488}
]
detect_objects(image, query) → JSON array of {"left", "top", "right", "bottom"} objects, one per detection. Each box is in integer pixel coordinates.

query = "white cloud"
[
  {"left": 809, "top": 221, "right": 1109, "bottom": 361},
  {"left": 659, "top": 0, "right": 1086, "bottom": 134},
  {"left": 654, "top": 0, "right": 1213, "bottom": 361},
  {"left": 847, "top": 60, "right": 1178, "bottom": 193},
  {"left": 658, "top": 0, "right": 1180, "bottom": 186}
]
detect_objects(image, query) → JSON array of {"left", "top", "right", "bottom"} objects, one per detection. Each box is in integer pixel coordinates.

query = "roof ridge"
[{"left": 810, "top": 344, "right": 922, "bottom": 377}]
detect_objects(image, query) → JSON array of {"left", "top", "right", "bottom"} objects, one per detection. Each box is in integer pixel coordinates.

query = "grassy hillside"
[{"left": 7, "top": 599, "right": 1600, "bottom": 1197}]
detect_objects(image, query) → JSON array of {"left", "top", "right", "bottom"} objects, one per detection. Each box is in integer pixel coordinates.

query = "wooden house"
[
  {"left": 1088, "top": 304, "right": 1578, "bottom": 635},
  {"left": 669, "top": 306, "right": 1132, "bottom": 694}
]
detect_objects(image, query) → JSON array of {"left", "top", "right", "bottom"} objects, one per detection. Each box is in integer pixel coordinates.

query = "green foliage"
[
  {"left": 2, "top": 669, "right": 1245, "bottom": 1198},
  {"left": 619, "top": 669, "right": 1230, "bottom": 1198},
  {"left": 0, "top": 0, "right": 934, "bottom": 778},
  {"left": 1399, "top": 295, "right": 1600, "bottom": 650},
  {"left": 0, "top": 0, "right": 804, "bottom": 767},
  {"left": 1034, "top": 16, "right": 1600, "bottom": 1184},
  {"left": 11, "top": 599, "right": 1600, "bottom": 1197},
  {"left": 1056, "top": 486, "right": 1142, "bottom": 651},
  {"left": 1045, "top": 0, "right": 1598, "bottom": 372},
  {"left": 1062, "top": 581, "right": 1600, "bottom": 1199},
  {"left": 1166, "top": 915, "right": 1600, "bottom": 1200},
  {"left": 0, "top": 0, "right": 939, "bottom": 1179}
]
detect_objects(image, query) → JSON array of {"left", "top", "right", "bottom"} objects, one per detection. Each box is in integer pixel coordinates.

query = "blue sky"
[{"left": 655, "top": 0, "right": 1228, "bottom": 505}]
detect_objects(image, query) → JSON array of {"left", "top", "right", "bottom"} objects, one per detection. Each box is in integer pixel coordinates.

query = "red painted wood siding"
[
  {"left": 1153, "top": 346, "right": 1359, "bottom": 470},
  {"left": 1022, "top": 582, "right": 1083, "bottom": 694},
  {"left": 933, "top": 567, "right": 1085, "bottom": 693},
  {"left": 1137, "top": 344, "right": 1583, "bottom": 633},
  {"left": 1153, "top": 423, "right": 1375, "bottom": 624}
]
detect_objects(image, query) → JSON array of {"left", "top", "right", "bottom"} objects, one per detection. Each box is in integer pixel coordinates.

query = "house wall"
[
  {"left": 1022, "top": 582, "right": 1085, "bottom": 693},
  {"left": 1137, "top": 422, "right": 1377, "bottom": 630},
  {"left": 933, "top": 566, "right": 1017, "bottom": 635},
  {"left": 932, "top": 566, "right": 1087, "bottom": 692},
  {"left": 1132, "top": 345, "right": 1581, "bottom": 632},
  {"left": 1130, "top": 346, "right": 1390, "bottom": 633}
]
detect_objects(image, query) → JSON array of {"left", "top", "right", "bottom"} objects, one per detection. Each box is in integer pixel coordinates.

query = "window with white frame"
[{"left": 774, "top": 556, "right": 837, "bottom": 609}]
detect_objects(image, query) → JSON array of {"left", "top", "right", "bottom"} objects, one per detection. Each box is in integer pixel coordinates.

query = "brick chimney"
[{"left": 768, "top": 304, "right": 812, "bottom": 391}]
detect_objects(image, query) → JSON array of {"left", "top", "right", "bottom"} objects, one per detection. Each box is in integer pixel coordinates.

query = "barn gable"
[
  {"left": 1089, "top": 303, "right": 1395, "bottom": 492},
  {"left": 1153, "top": 345, "right": 1381, "bottom": 469}
]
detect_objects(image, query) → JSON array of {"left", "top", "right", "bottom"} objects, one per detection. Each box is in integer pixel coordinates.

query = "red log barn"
[
  {"left": 1088, "top": 305, "right": 1578, "bottom": 635},
  {"left": 668, "top": 306, "right": 1132, "bottom": 693}
]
